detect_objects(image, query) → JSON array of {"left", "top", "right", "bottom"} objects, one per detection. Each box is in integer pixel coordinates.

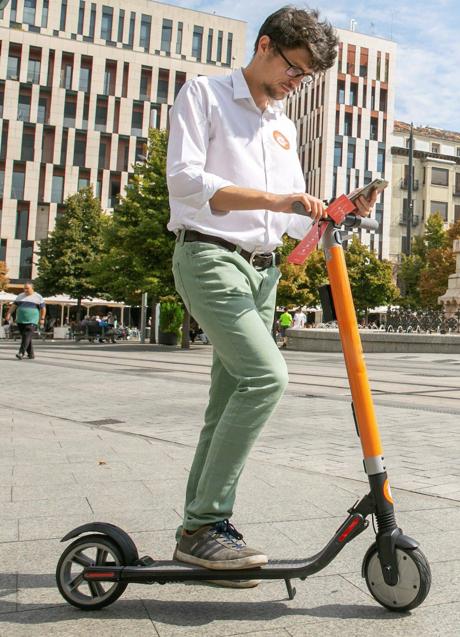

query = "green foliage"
[
  {"left": 0, "top": 261, "right": 8, "bottom": 291},
  {"left": 159, "top": 295, "right": 184, "bottom": 335},
  {"left": 398, "top": 213, "right": 460, "bottom": 308},
  {"left": 35, "top": 187, "right": 106, "bottom": 301},
  {"left": 345, "top": 236, "right": 399, "bottom": 315},
  {"left": 90, "top": 128, "right": 176, "bottom": 304}
]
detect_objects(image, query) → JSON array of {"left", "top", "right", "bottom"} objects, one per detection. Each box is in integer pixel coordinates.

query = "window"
[
  {"left": 0, "top": 165, "right": 4, "bottom": 197},
  {"left": 161, "top": 19, "right": 172, "bottom": 53},
  {"left": 131, "top": 103, "right": 144, "bottom": 135},
  {"left": 60, "top": 55, "right": 73, "bottom": 89},
  {"left": 37, "top": 92, "right": 50, "bottom": 124},
  {"left": 27, "top": 58, "right": 41, "bottom": 83},
  {"left": 192, "top": 26, "right": 203, "bottom": 59},
  {"left": 377, "top": 147, "right": 385, "bottom": 173},
  {"left": 349, "top": 83, "right": 357, "bottom": 106},
  {"left": 431, "top": 167, "right": 448, "bottom": 186},
  {"left": 117, "top": 138, "right": 130, "bottom": 171},
  {"left": 347, "top": 140, "right": 356, "bottom": 168},
  {"left": 176, "top": 22, "right": 183, "bottom": 54},
  {"left": 10, "top": 0, "right": 17, "bottom": 21},
  {"left": 60, "top": 130, "right": 68, "bottom": 165},
  {"left": 122, "top": 62, "right": 129, "bottom": 97},
  {"left": 35, "top": 204, "right": 50, "bottom": 239},
  {"left": 431, "top": 143, "right": 440, "bottom": 154},
  {"left": 23, "top": 0, "right": 36, "bottom": 26},
  {"left": 82, "top": 95, "right": 89, "bottom": 129},
  {"left": 21, "top": 127, "right": 35, "bottom": 161},
  {"left": 217, "top": 30, "right": 223, "bottom": 61},
  {"left": 78, "top": 168, "right": 90, "bottom": 191},
  {"left": 157, "top": 69, "right": 169, "bottom": 103},
  {"left": 103, "top": 60, "right": 116, "bottom": 95},
  {"left": 0, "top": 240, "right": 6, "bottom": 263},
  {"left": 430, "top": 200, "right": 448, "bottom": 221},
  {"left": 79, "top": 58, "right": 92, "bottom": 92},
  {"left": 337, "top": 80, "right": 345, "bottom": 104},
  {"left": 150, "top": 104, "right": 161, "bottom": 128},
  {"left": 18, "top": 94, "right": 31, "bottom": 122},
  {"left": 16, "top": 207, "right": 29, "bottom": 240},
  {"left": 95, "top": 97, "right": 108, "bottom": 131},
  {"left": 7, "top": 55, "right": 20, "bottom": 80},
  {"left": 0, "top": 122, "right": 9, "bottom": 160},
  {"left": 135, "top": 139, "right": 147, "bottom": 162},
  {"left": 344, "top": 112, "right": 352, "bottom": 136},
  {"left": 334, "top": 140, "right": 342, "bottom": 167},
  {"left": 206, "top": 29, "right": 213, "bottom": 62},
  {"left": 60, "top": 0, "right": 67, "bottom": 31},
  {"left": 455, "top": 173, "right": 460, "bottom": 194},
  {"left": 101, "top": 6, "right": 113, "bottom": 40},
  {"left": 19, "top": 240, "right": 34, "bottom": 279},
  {"left": 63, "top": 96, "right": 76, "bottom": 127},
  {"left": 226, "top": 33, "right": 233, "bottom": 66},
  {"left": 128, "top": 12, "right": 135, "bottom": 47},
  {"left": 370, "top": 117, "right": 378, "bottom": 141},
  {"left": 117, "top": 9, "right": 124, "bottom": 42},
  {"left": 42, "top": 127, "right": 55, "bottom": 163},
  {"left": 11, "top": 165, "right": 25, "bottom": 200},
  {"left": 51, "top": 173, "right": 64, "bottom": 203},
  {"left": 457, "top": 147, "right": 460, "bottom": 158},
  {"left": 140, "top": 15, "right": 151, "bottom": 51},
  {"left": 41, "top": 0, "right": 48, "bottom": 27},
  {"left": 98, "top": 135, "right": 111, "bottom": 169},
  {"left": 78, "top": 1, "right": 85, "bottom": 35},
  {"left": 380, "top": 88, "right": 387, "bottom": 111},
  {"left": 174, "top": 71, "right": 186, "bottom": 99},
  {"left": 455, "top": 205, "right": 460, "bottom": 222},
  {"left": 73, "top": 134, "right": 86, "bottom": 166},
  {"left": 89, "top": 3, "right": 96, "bottom": 38},
  {"left": 139, "top": 67, "right": 152, "bottom": 100}
]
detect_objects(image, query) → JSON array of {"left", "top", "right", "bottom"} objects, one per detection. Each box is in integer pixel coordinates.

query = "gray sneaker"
[{"left": 174, "top": 519, "right": 268, "bottom": 570}]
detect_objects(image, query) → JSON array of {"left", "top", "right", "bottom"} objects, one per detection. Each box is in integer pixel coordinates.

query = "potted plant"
[{"left": 158, "top": 295, "right": 184, "bottom": 346}]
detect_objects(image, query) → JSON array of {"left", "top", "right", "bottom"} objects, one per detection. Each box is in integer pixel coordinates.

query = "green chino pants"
[{"left": 172, "top": 234, "right": 289, "bottom": 538}]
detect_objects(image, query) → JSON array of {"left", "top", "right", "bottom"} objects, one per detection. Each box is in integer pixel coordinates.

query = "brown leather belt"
[{"left": 179, "top": 230, "right": 280, "bottom": 270}]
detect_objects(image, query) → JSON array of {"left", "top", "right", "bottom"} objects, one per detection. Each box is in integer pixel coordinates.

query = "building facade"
[
  {"left": 390, "top": 121, "right": 460, "bottom": 262},
  {"left": 286, "top": 28, "right": 396, "bottom": 259},
  {"left": 0, "top": 0, "right": 246, "bottom": 285}
]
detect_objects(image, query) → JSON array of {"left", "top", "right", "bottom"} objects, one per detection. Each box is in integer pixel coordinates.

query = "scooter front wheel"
[
  {"left": 56, "top": 534, "right": 127, "bottom": 610},
  {"left": 363, "top": 543, "right": 431, "bottom": 612}
]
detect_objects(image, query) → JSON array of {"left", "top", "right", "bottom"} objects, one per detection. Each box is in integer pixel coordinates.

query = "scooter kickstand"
[{"left": 284, "top": 579, "right": 296, "bottom": 600}]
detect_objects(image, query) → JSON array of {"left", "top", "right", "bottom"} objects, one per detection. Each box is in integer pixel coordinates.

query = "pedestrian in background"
[
  {"left": 293, "top": 306, "right": 307, "bottom": 329},
  {"left": 5, "top": 282, "right": 46, "bottom": 360},
  {"left": 279, "top": 307, "right": 293, "bottom": 348}
]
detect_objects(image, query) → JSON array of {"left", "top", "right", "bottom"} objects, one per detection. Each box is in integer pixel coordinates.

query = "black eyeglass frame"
[{"left": 274, "top": 43, "right": 315, "bottom": 85}]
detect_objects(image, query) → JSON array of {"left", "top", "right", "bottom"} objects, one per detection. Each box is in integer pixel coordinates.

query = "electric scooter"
[{"left": 56, "top": 203, "right": 431, "bottom": 612}]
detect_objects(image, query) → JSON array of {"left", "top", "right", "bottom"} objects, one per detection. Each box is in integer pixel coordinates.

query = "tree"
[
  {"left": 277, "top": 236, "right": 319, "bottom": 308},
  {"left": 36, "top": 187, "right": 106, "bottom": 317},
  {"left": 0, "top": 260, "right": 8, "bottom": 291},
  {"left": 91, "top": 129, "right": 175, "bottom": 304},
  {"left": 345, "top": 236, "right": 399, "bottom": 320}
]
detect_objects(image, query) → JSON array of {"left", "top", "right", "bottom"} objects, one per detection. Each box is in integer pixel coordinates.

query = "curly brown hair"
[{"left": 254, "top": 6, "right": 338, "bottom": 73}]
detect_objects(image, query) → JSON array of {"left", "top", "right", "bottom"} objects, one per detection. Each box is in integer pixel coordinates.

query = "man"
[
  {"left": 279, "top": 307, "right": 293, "bottom": 348},
  {"left": 293, "top": 306, "right": 307, "bottom": 329},
  {"left": 167, "top": 6, "right": 377, "bottom": 578},
  {"left": 5, "top": 282, "right": 46, "bottom": 360}
]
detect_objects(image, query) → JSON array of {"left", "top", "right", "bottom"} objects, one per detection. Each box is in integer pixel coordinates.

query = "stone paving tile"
[
  {"left": 0, "top": 520, "right": 18, "bottom": 542},
  {"left": 2, "top": 497, "right": 92, "bottom": 520},
  {"left": 0, "top": 486, "right": 11, "bottom": 503}
]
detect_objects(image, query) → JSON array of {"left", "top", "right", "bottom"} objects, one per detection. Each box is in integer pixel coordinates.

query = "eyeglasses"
[{"left": 275, "top": 44, "right": 314, "bottom": 85}]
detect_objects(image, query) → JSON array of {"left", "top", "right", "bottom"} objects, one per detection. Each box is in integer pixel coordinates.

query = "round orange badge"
[{"left": 273, "top": 130, "right": 290, "bottom": 150}]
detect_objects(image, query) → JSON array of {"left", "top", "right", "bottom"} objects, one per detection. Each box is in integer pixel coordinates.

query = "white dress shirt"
[{"left": 167, "top": 68, "right": 312, "bottom": 253}]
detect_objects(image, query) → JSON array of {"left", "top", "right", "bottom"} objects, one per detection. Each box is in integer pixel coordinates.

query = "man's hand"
[
  {"left": 354, "top": 189, "right": 378, "bottom": 217},
  {"left": 268, "top": 193, "right": 327, "bottom": 223}
]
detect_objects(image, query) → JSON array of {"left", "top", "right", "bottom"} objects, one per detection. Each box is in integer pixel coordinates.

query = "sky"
[{"left": 161, "top": 0, "right": 460, "bottom": 133}]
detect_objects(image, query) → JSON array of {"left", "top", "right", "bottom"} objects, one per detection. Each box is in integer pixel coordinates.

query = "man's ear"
[{"left": 257, "top": 35, "right": 272, "bottom": 57}]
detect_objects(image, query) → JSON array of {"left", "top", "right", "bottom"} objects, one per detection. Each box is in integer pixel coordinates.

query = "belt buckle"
[{"left": 249, "top": 251, "right": 272, "bottom": 270}]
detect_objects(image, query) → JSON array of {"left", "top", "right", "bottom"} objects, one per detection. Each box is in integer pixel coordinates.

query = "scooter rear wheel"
[
  {"left": 363, "top": 543, "right": 431, "bottom": 612},
  {"left": 56, "top": 534, "right": 127, "bottom": 610}
]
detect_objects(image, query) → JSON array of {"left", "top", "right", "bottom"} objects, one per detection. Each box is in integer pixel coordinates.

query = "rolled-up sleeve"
[{"left": 167, "top": 80, "right": 235, "bottom": 210}]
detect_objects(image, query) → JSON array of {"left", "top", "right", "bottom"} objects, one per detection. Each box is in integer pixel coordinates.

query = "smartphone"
[{"left": 348, "top": 178, "right": 388, "bottom": 202}]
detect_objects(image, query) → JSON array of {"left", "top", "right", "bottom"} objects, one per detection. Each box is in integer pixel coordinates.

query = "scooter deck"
[{"left": 86, "top": 556, "right": 323, "bottom": 584}]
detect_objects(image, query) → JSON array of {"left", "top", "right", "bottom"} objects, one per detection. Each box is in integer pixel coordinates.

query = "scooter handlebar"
[{"left": 291, "top": 201, "right": 379, "bottom": 232}]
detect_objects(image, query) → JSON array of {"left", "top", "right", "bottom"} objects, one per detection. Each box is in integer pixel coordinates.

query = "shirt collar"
[{"left": 231, "top": 68, "right": 285, "bottom": 116}]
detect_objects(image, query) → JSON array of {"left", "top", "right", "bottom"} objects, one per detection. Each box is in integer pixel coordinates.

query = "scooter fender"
[
  {"left": 361, "top": 532, "right": 419, "bottom": 578},
  {"left": 61, "top": 522, "right": 139, "bottom": 565}
]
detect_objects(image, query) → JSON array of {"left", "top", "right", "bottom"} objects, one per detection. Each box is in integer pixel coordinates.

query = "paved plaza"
[{"left": 0, "top": 340, "right": 459, "bottom": 636}]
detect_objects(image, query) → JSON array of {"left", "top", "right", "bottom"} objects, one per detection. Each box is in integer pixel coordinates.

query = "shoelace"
[{"left": 211, "top": 519, "right": 246, "bottom": 548}]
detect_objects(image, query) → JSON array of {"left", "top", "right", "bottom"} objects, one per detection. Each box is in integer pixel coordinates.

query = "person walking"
[
  {"left": 167, "top": 6, "right": 377, "bottom": 580},
  {"left": 293, "top": 306, "right": 307, "bottom": 329},
  {"left": 279, "top": 307, "right": 293, "bottom": 348},
  {"left": 5, "top": 282, "right": 46, "bottom": 360}
]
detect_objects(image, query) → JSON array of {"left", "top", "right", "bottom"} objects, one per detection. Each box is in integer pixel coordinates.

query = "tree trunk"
[
  {"left": 76, "top": 297, "right": 82, "bottom": 322},
  {"left": 149, "top": 298, "right": 157, "bottom": 343},
  {"left": 181, "top": 308, "right": 190, "bottom": 349}
]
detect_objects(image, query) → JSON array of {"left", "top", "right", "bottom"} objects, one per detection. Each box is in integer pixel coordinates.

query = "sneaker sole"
[{"left": 174, "top": 548, "right": 268, "bottom": 570}]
